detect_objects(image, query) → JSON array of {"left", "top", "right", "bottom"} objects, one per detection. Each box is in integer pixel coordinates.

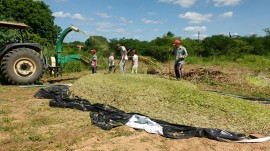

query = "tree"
[
  {"left": 263, "top": 28, "right": 270, "bottom": 37},
  {"left": 0, "top": 0, "right": 61, "bottom": 43},
  {"left": 201, "top": 35, "right": 234, "bottom": 56},
  {"left": 85, "top": 36, "right": 109, "bottom": 55},
  {"left": 166, "top": 31, "right": 174, "bottom": 37}
]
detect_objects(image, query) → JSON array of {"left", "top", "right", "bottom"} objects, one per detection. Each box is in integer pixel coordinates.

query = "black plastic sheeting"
[{"left": 35, "top": 85, "right": 247, "bottom": 142}]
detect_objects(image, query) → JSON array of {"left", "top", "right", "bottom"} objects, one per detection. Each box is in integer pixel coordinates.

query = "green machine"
[
  {"left": 56, "top": 26, "right": 81, "bottom": 66},
  {"left": 48, "top": 26, "right": 86, "bottom": 77}
]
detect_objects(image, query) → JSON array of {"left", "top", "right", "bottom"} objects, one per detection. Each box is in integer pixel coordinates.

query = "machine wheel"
[{"left": 1, "top": 48, "right": 44, "bottom": 85}]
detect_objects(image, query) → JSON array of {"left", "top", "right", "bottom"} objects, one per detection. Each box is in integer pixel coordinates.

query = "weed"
[
  {"left": 29, "top": 134, "right": 43, "bottom": 142},
  {"left": 0, "top": 109, "right": 10, "bottom": 115},
  {"left": 110, "top": 129, "right": 135, "bottom": 138},
  {"left": 140, "top": 137, "right": 152, "bottom": 142}
]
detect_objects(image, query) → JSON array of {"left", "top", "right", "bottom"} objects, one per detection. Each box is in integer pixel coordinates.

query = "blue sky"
[{"left": 41, "top": 0, "right": 270, "bottom": 42}]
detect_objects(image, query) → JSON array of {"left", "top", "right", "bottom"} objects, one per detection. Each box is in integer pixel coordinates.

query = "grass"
[
  {"left": 70, "top": 73, "right": 270, "bottom": 134},
  {"left": 187, "top": 55, "right": 270, "bottom": 71},
  {"left": 0, "top": 86, "right": 98, "bottom": 150}
]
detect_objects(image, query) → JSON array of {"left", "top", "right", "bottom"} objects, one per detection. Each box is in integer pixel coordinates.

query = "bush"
[{"left": 62, "top": 61, "right": 88, "bottom": 73}]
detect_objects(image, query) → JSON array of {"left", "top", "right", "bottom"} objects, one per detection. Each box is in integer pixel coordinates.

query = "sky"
[{"left": 40, "top": 0, "right": 270, "bottom": 42}]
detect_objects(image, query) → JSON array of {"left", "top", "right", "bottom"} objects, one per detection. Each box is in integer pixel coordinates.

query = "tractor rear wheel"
[{"left": 1, "top": 48, "right": 44, "bottom": 85}]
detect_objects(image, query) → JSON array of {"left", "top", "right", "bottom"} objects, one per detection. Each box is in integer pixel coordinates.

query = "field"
[{"left": 0, "top": 61, "right": 270, "bottom": 151}]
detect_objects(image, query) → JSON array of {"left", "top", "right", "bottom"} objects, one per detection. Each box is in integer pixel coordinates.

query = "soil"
[{"left": 0, "top": 67, "right": 270, "bottom": 151}]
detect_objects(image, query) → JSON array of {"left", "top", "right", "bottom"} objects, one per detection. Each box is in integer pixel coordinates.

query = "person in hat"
[
  {"left": 131, "top": 50, "right": 138, "bottom": 74},
  {"left": 116, "top": 44, "right": 128, "bottom": 74},
  {"left": 171, "top": 40, "right": 188, "bottom": 79},
  {"left": 90, "top": 49, "right": 98, "bottom": 74}
]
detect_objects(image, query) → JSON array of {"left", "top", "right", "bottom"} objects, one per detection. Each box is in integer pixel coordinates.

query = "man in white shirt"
[{"left": 116, "top": 44, "right": 127, "bottom": 74}]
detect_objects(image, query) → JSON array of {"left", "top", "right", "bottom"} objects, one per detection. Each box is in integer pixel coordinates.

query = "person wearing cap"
[
  {"left": 116, "top": 44, "right": 127, "bottom": 74},
  {"left": 171, "top": 39, "right": 188, "bottom": 79},
  {"left": 90, "top": 49, "right": 98, "bottom": 74},
  {"left": 131, "top": 50, "right": 138, "bottom": 74}
]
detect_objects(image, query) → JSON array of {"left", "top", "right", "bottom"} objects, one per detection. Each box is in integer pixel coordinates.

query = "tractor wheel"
[{"left": 1, "top": 48, "right": 44, "bottom": 85}]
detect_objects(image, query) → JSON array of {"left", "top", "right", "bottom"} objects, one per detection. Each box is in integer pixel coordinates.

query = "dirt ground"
[{"left": 0, "top": 67, "right": 270, "bottom": 151}]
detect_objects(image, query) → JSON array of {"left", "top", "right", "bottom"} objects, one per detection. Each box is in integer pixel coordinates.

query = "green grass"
[
  {"left": 187, "top": 55, "right": 270, "bottom": 71},
  {"left": 70, "top": 73, "right": 270, "bottom": 134}
]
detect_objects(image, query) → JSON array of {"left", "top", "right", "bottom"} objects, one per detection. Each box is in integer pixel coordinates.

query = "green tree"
[
  {"left": 263, "top": 28, "right": 270, "bottom": 37},
  {"left": 242, "top": 35, "right": 267, "bottom": 55},
  {"left": 85, "top": 36, "right": 109, "bottom": 55},
  {"left": 0, "top": 0, "right": 61, "bottom": 43},
  {"left": 109, "top": 38, "right": 145, "bottom": 57},
  {"left": 201, "top": 35, "right": 234, "bottom": 56},
  {"left": 166, "top": 31, "right": 174, "bottom": 37},
  {"left": 231, "top": 39, "right": 254, "bottom": 55}
]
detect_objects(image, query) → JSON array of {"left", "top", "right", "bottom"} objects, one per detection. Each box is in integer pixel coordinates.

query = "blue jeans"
[
  {"left": 174, "top": 61, "right": 184, "bottom": 79},
  {"left": 92, "top": 67, "right": 97, "bottom": 74}
]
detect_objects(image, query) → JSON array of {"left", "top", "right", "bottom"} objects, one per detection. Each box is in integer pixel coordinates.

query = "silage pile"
[{"left": 68, "top": 73, "right": 270, "bottom": 134}]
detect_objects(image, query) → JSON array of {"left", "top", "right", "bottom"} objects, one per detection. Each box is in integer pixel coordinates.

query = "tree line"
[{"left": 85, "top": 33, "right": 270, "bottom": 62}]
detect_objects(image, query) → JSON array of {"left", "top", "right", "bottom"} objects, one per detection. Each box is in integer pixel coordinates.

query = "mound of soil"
[{"left": 184, "top": 67, "right": 231, "bottom": 83}]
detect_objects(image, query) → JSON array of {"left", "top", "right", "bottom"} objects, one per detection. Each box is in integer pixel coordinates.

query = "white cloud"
[
  {"left": 115, "top": 28, "right": 128, "bottom": 34},
  {"left": 96, "top": 27, "right": 129, "bottom": 34},
  {"left": 53, "top": 11, "right": 85, "bottom": 20},
  {"left": 119, "top": 17, "right": 133, "bottom": 24},
  {"left": 192, "top": 33, "right": 208, "bottom": 39},
  {"left": 232, "top": 32, "right": 239, "bottom": 36},
  {"left": 248, "top": 32, "right": 256, "bottom": 36},
  {"left": 220, "top": 11, "right": 233, "bottom": 18},
  {"left": 96, "top": 12, "right": 111, "bottom": 18},
  {"left": 96, "top": 28, "right": 111, "bottom": 33},
  {"left": 158, "top": 0, "right": 197, "bottom": 8},
  {"left": 94, "top": 22, "right": 114, "bottom": 28},
  {"left": 183, "top": 26, "right": 207, "bottom": 32},
  {"left": 53, "top": 11, "right": 70, "bottom": 18},
  {"left": 212, "top": 0, "right": 241, "bottom": 6},
  {"left": 54, "top": 0, "right": 68, "bottom": 2},
  {"left": 71, "top": 14, "right": 85, "bottom": 20},
  {"left": 134, "top": 29, "right": 143, "bottom": 34},
  {"left": 107, "top": 6, "right": 112, "bottom": 9},
  {"left": 142, "top": 18, "right": 163, "bottom": 24},
  {"left": 179, "top": 12, "right": 212, "bottom": 24}
]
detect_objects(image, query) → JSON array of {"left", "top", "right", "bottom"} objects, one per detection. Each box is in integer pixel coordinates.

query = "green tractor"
[
  {"left": 0, "top": 21, "right": 87, "bottom": 84},
  {"left": 0, "top": 21, "right": 45, "bottom": 85}
]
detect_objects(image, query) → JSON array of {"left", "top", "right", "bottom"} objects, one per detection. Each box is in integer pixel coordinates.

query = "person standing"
[
  {"left": 91, "top": 49, "right": 98, "bottom": 74},
  {"left": 108, "top": 52, "right": 115, "bottom": 73},
  {"left": 131, "top": 50, "right": 138, "bottom": 74},
  {"left": 172, "top": 40, "right": 188, "bottom": 79},
  {"left": 116, "top": 44, "right": 127, "bottom": 74}
]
